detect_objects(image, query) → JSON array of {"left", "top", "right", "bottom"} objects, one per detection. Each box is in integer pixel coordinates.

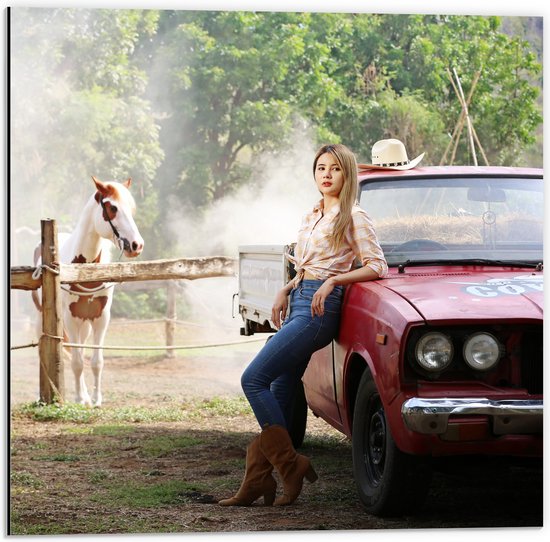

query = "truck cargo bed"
[{"left": 237, "top": 244, "right": 294, "bottom": 335}]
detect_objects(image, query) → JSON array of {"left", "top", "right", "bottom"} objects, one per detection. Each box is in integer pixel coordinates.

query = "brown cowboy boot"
[
  {"left": 218, "top": 435, "right": 277, "bottom": 506},
  {"left": 259, "top": 424, "right": 318, "bottom": 506}
]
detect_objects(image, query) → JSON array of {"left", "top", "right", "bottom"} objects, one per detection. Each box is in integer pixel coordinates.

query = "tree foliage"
[
  {"left": 150, "top": 11, "right": 349, "bottom": 210},
  {"left": 10, "top": 9, "right": 542, "bottom": 261},
  {"left": 147, "top": 11, "right": 541, "bottom": 222}
]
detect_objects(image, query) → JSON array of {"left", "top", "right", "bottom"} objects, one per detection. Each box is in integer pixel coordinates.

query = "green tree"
[
  {"left": 11, "top": 9, "right": 542, "bottom": 265},
  {"left": 151, "top": 11, "right": 349, "bottom": 211},
  {"left": 405, "top": 15, "right": 542, "bottom": 165},
  {"left": 311, "top": 14, "right": 541, "bottom": 166}
]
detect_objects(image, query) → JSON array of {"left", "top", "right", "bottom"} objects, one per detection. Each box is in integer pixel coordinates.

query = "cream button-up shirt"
[{"left": 287, "top": 200, "right": 388, "bottom": 288}]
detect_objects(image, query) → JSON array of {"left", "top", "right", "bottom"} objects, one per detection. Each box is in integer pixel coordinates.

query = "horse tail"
[
  {"left": 31, "top": 242, "right": 43, "bottom": 312},
  {"left": 33, "top": 242, "right": 41, "bottom": 262},
  {"left": 31, "top": 290, "right": 42, "bottom": 312}
]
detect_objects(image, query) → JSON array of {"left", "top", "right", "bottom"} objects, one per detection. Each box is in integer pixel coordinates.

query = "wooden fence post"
[
  {"left": 165, "top": 281, "right": 177, "bottom": 358},
  {"left": 39, "top": 219, "right": 64, "bottom": 403}
]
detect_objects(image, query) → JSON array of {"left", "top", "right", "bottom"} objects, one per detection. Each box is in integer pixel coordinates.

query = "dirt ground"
[{"left": 9, "top": 342, "right": 545, "bottom": 536}]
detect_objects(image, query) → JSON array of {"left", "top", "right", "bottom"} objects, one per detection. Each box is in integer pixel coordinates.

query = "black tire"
[
  {"left": 352, "top": 370, "right": 432, "bottom": 516},
  {"left": 288, "top": 379, "right": 307, "bottom": 449}
]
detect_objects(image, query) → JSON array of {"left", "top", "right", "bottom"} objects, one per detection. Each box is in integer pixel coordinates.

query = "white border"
[{"left": 2, "top": 2, "right": 546, "bottom": 542}]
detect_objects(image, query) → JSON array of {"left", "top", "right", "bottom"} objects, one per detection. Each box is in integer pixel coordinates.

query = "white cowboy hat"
[{"left": 358, "top": 138, "right": 425, "bottom": 170}]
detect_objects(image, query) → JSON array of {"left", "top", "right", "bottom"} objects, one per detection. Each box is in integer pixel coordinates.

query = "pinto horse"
[{"left": 33, "top": 176, "right": 144, "bottom": 406}]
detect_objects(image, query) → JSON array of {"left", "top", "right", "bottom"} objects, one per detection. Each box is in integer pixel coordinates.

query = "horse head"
[{"left": 92, "top": 176, "right": 144, "bottom": 258}]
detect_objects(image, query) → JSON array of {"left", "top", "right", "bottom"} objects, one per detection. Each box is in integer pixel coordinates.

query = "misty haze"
[{"left": 9, "top": 7, "right": 542, "bottom": 399}]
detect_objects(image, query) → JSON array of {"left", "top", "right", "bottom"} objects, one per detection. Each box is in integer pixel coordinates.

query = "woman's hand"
[
  {"left": 309, "top": 266, "right": 380, "bottom": 317},
  {"left": 311, "top": 278, "right": 336, "bottom": 318},
  {"left": 272, "top": 287, "right": 290, "bottom": 329}
]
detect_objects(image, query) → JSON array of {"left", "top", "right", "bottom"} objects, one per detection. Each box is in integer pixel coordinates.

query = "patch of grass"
[
  {"left": 10, "top": 513, "right": 185, "bottom": 536},
  {"left": 31, "top": 453, "right": 81, "bottom": 462},
  {"left": 14, "top": 402, "right": 99, "bottom": 423},
  {"left": 95, "top": 480, "right": 206, "bottom": 508},
  {"left": 13, "top": 401, "right": 188, "bottom": 424},
  {"left": 140, "top": 435, "right": 203, "bottom": 457},
  {"left": 188, "top": 396, "right": 252, "bottom": 418},
  {"left": 10, "top": 435, "right": 47, "bottom": 457},
  {"left": 10, "top": 470, "right": 43, "bottom": 489},
  {"left": 91, "top": 425, "right": 135, "bottom": 436},
  {"left": 88, "top": 469, "right": 112, "bottom": 484},
  {"left": 13, "top": 397, "right": 253, "bottom": 425},
  {"left": 11, "top": 438, "right": 46, "bottom": 457},
  {"left": 63, "top": 425, "right": 133, "bottom": 436},
  {"left": 63, "top": 426, "right": 94, "bottom": 435},
  {"left": 101, "top": 404, "right": 188, "bottom": 423}
]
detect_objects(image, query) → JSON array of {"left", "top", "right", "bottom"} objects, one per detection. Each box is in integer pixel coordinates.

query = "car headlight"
[
  {"left": 463, "top": 332, "right": 502, "bottom": 371},
  {"left": 415, "top": 332, "right": 454, "bottom": 372}
]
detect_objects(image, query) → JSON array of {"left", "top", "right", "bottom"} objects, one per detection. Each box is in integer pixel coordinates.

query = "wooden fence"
[{"left": 10, "top": 219, "right": 237, "bottom": 404}]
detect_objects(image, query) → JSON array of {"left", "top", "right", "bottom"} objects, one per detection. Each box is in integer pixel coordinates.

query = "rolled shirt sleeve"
[
  {"left": 288, "top": 200, "right": 388, "bottom": 285},
  {"left": 348, "top": 207, "right": 388, "bottom": 278}
]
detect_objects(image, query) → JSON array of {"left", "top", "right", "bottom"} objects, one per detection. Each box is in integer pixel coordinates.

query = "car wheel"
[{"left": 352, "top": 370, "right": 432, "bottom": 516}]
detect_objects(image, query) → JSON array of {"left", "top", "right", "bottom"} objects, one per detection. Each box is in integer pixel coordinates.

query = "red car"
[
  {"left": 237, "top": 165, "right": 543, "bottom": 516},
  {"left": 301, "top": 165, "right": 543, "bottom": 515}
]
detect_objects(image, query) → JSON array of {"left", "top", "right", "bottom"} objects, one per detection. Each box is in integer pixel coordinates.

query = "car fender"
[{"left": 336, "top": 283, "right": 424, "bottom": 443}]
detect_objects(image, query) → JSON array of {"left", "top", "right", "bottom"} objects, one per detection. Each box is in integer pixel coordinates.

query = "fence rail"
[
  {"left": 10, "top": 219, "right": 239, "bottom": 404},
  {"left": 11, "top": 256, "right": 236, "bottom": 290}
]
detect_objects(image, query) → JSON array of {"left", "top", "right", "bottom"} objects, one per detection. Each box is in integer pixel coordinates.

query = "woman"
[{"left": 219, "top": 143, "right": 388, "bottom": 507}]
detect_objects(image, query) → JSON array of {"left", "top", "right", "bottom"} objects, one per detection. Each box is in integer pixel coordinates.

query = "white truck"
[
  {"left": 235, "top": 243, "right": 308, "bottom": 448},
  {"left": 236, "top": 244, "right": 294, "bottom": 337}
]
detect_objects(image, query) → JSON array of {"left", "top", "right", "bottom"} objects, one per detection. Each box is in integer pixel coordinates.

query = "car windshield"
[{"left": 359, "top": 176, "right": 543, "bottom": 266}]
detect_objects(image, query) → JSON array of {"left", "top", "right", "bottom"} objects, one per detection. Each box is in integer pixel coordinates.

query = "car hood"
[{"left": 380, "top": 269, "right": 543, "bottom": 322}]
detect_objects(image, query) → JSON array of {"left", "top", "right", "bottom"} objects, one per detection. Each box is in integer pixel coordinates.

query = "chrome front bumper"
[{"left": 402, "top": 398, "right": 543, "bottom": 435}]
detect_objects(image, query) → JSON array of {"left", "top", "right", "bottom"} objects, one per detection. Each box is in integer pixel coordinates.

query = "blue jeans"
[{"left": 241, "top": 280, "right": 344, "bottom": 429}]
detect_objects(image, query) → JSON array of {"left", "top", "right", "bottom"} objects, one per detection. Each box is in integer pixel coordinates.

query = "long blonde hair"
[{"left": 313, "top": 143, "right": 358, "bottom": 250}]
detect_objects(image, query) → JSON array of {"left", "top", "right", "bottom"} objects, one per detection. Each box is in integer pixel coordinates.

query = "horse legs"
[
  {"left": 70, "top": 346, "right": 91, "bottom": 405},
  {"left": 65, "top": 318, "right": 92, "bottom": 405},
  {"left": 90, "top": 347, "right": 105, "bottom": 407},
  {"left": 90, "top": 314, "right": 110, "bottom": 407}
]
